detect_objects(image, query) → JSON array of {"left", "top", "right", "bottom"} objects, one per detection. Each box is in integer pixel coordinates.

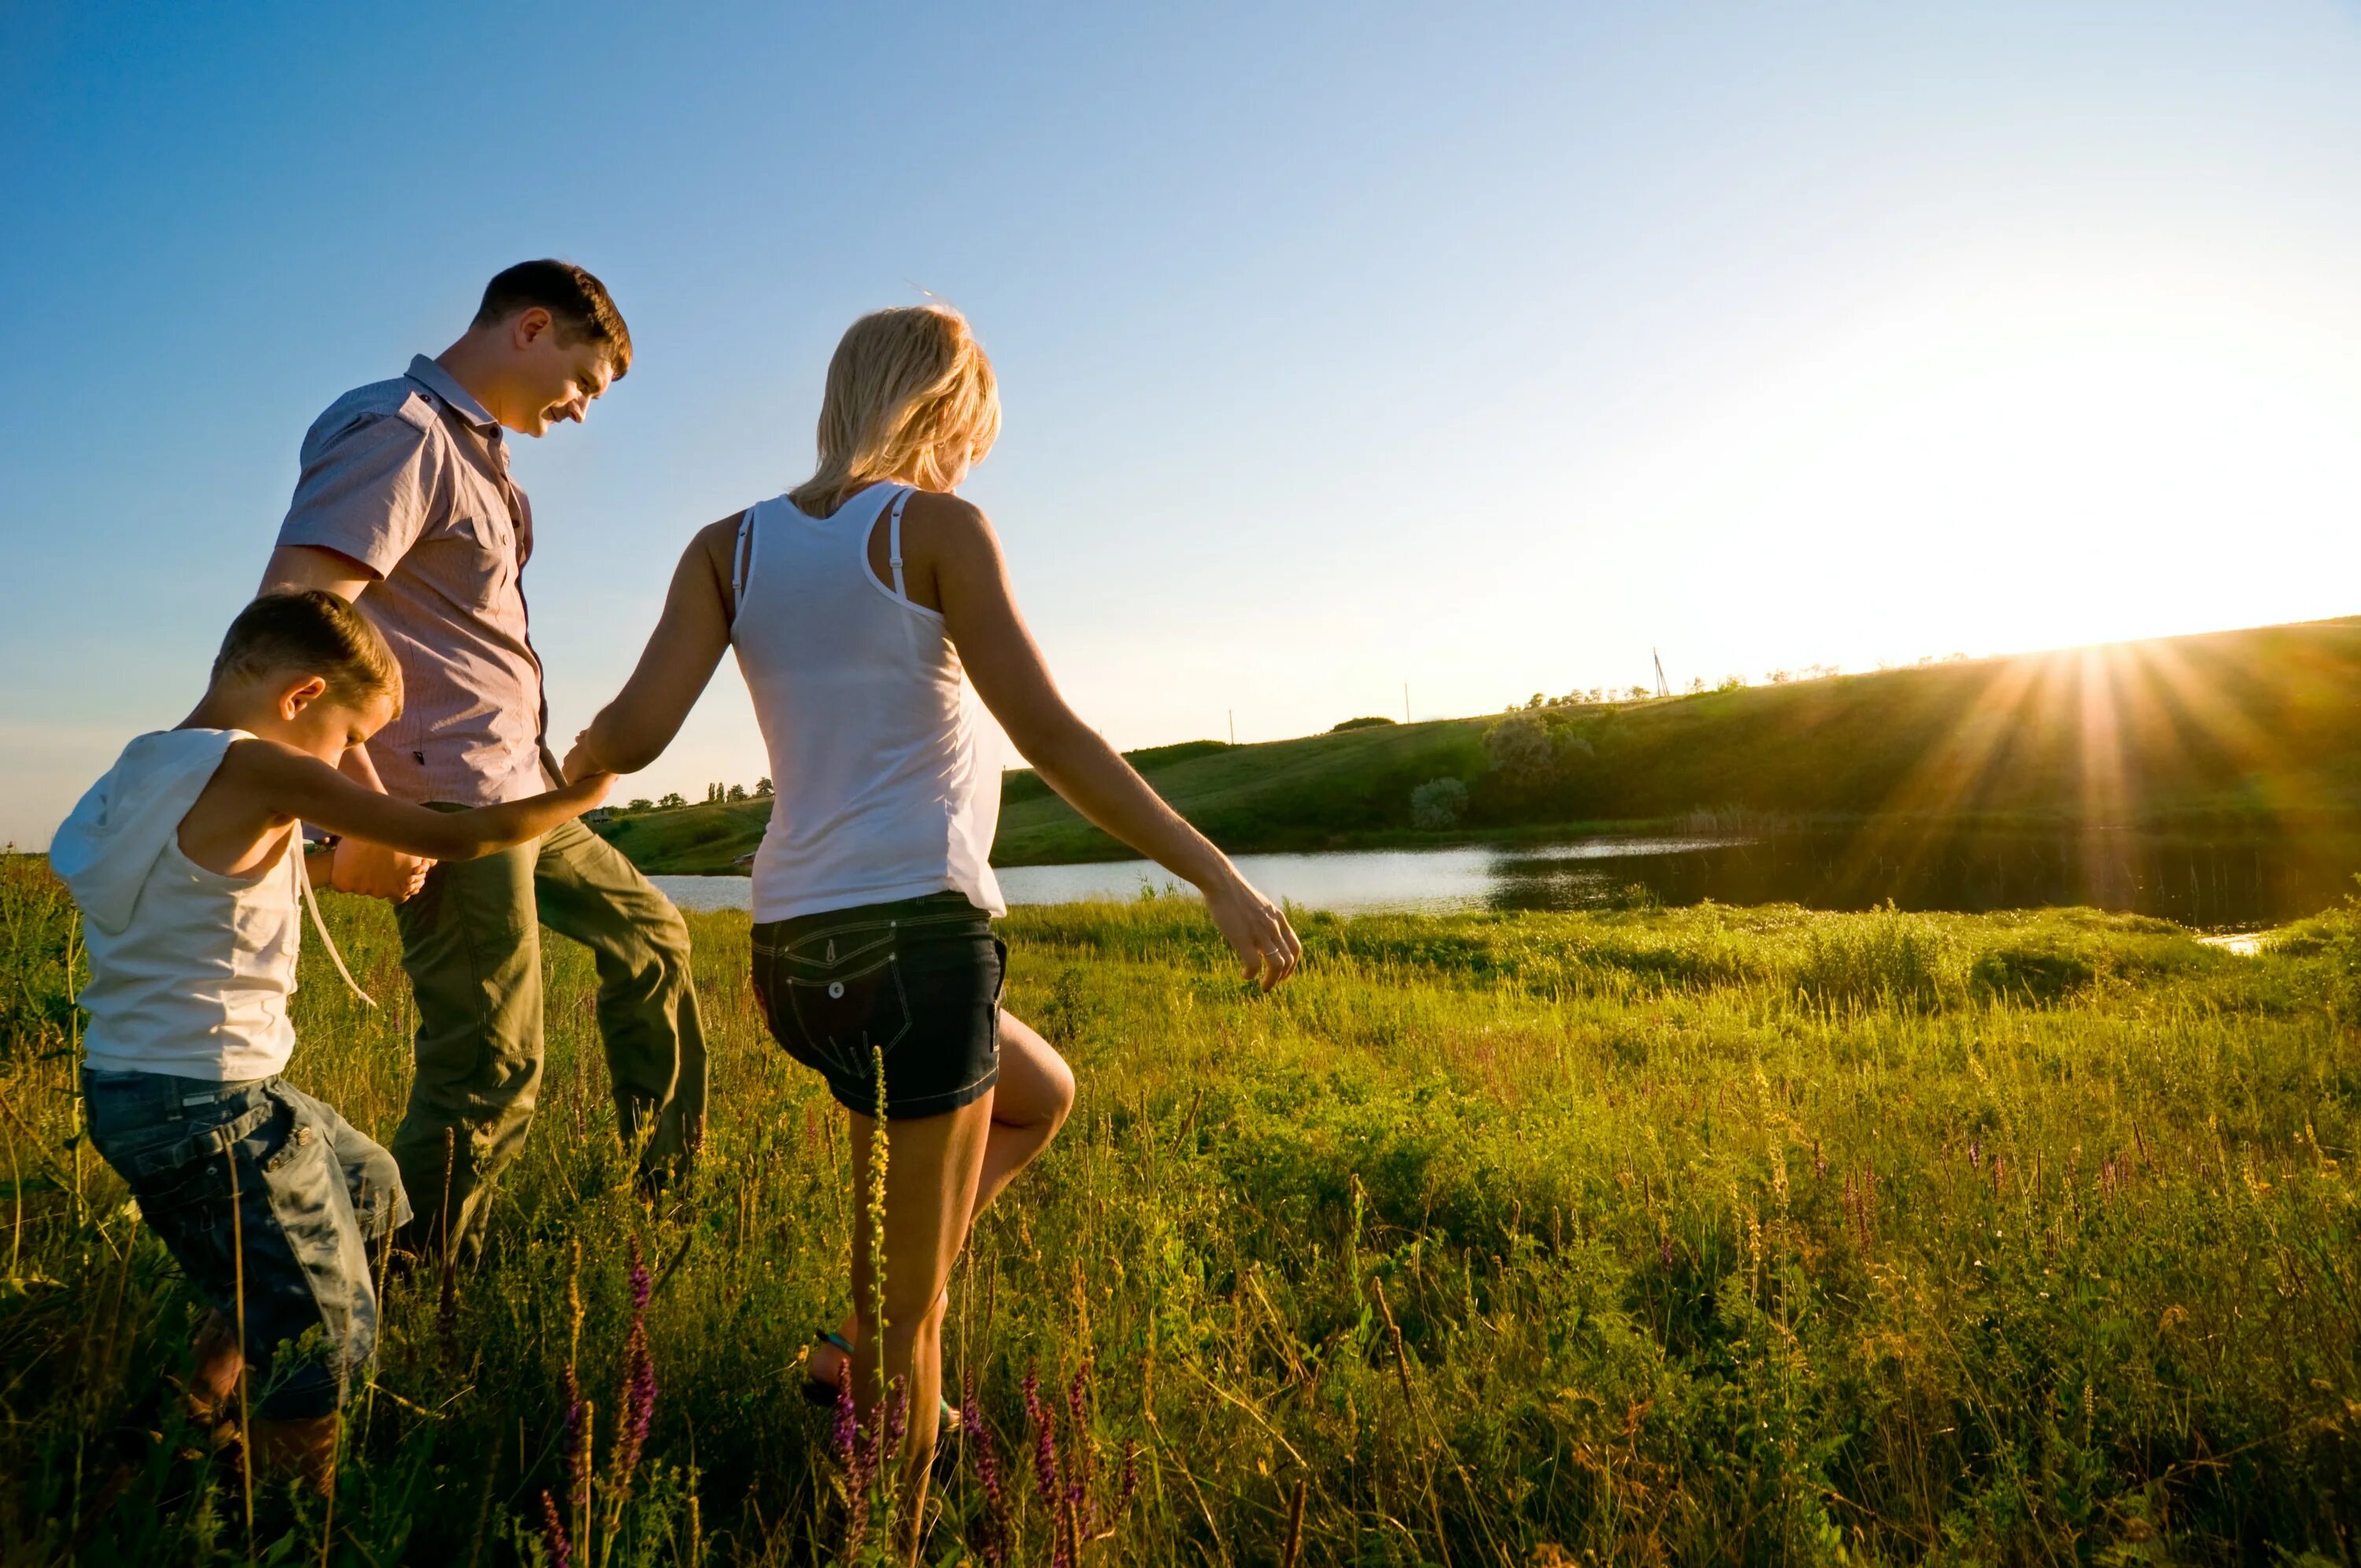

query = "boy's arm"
[
  {"left": 563, "top": 522, "right": 737, "bottom": 778},
  {"left": 223, "top": 740, "right": 612, "bottom": 861}
]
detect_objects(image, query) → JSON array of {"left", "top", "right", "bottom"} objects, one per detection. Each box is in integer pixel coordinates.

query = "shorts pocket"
[{"left": 780, "top": 940, "right": 913, "bottom": 1080}]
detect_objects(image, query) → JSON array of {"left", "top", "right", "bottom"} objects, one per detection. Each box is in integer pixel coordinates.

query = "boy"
[{"left": 50, "top": 591, "right": 611, "bottom": 1480}]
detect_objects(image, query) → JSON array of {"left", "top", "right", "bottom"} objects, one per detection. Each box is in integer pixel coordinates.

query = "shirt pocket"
[{"left": 446, "top": 511, "right": 516, "bottom": 610}]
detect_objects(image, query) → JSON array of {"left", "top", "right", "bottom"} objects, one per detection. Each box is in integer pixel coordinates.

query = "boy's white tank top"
[
  {"left": 730, "top": 483, "right": 1005, "bottom": 924},
  {"left": 71, "top": 730, "right": 305, "bottom": 1079}
]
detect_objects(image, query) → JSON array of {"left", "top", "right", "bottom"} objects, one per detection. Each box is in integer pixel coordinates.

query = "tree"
[
  {"left": 1410, "top": 777, "right": 1469, "bottom": 831},
  {"left": 726, "top": 783, "right": 748, "bottom": 802},
  {"left": 659, "top": 791, "right": 685, "bottom": 809},
  {"left": 626, "top": 798, "right": 654, "bottom": 814},
  {"left": 756, "top": 777, "right": 774, "bottom": 796}
]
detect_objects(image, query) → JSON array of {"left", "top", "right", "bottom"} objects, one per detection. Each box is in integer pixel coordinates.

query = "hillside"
[{"left": 600, "top": 616, "right": 2361, "bottom": 873}]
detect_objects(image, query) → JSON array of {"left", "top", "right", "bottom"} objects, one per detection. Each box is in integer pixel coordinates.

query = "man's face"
[{"left": 504, "top": 308, "right": 617, "bottom": 437}]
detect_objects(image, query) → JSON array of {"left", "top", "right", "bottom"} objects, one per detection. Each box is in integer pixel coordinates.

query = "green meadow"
[{"left": 2, "top": 854, "right": 2358, "bottom": 1564}]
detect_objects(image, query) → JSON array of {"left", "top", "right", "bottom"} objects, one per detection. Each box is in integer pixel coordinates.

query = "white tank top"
[
  {"left": 64, "top": 730, "right": 304, "bottom": 1080},
  {"left": 730, "top": 483, "right": 1004, "bottom": 924}
]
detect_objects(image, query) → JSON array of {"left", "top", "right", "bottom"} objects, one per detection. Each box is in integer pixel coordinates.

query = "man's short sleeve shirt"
[{"left": 276, "top": 356, "right": 550, "bottom": 806}]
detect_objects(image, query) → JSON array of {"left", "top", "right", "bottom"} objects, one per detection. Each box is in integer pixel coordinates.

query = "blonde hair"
[{"left": 788, "top": 304, "right": 1000, "bottom": 517}]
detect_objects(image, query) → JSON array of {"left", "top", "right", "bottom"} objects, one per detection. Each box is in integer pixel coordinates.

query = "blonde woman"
[{"left": 567, "top": 304, "right": 1300, "bottom": 1482}]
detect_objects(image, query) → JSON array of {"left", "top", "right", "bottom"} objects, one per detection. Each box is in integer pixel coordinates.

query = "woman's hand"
[{"left": 1204, "top": 873, "right": 1302, "bottom": 991}]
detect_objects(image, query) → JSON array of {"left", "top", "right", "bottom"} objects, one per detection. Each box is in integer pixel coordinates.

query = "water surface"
[{"left": 653, "top": 825, "right": 2360, "bottom": 928}]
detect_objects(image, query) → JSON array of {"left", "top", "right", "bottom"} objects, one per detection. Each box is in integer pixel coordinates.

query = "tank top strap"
[{"left": 887, "top": 488, "right": 912, "bottom": 600}]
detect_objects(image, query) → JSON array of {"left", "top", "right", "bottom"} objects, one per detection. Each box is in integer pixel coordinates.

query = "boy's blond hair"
[
  {"left": 788, "top": 304, "right": 999, "bottom": 518},
  {"left": 212, "top": 590, "right": 404, "bottom": 716}
]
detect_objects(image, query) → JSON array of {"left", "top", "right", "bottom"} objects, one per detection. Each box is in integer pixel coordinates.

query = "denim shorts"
[
  {"left": 751, "top": 891, "right": 1005, "bottom": 1120},
  {"left": 83, "top": 1068, "right": 412, "bottom": 1419}
]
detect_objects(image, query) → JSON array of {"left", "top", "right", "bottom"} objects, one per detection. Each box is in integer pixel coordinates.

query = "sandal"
[{"left": 803, "top": 1329, "right": 958, "bottom": 1427}]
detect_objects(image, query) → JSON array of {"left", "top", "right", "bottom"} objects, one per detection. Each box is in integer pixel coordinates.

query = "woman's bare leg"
[
  {"left": 971, "top": 1011, "right": 1074, "bottom": 1215},
  {"left": 845, "top": 1094, "right": 993, "bottom": 1491},
  {"left": 813, "top": 1012, "right": 1074, "bottom": 1388}
]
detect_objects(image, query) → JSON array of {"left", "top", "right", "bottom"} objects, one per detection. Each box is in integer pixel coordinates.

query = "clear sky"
[{"left": 6, "top": 1, "right": 2360, "bottom": 848}]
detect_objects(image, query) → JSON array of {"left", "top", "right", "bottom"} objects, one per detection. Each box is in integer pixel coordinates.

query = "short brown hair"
[
  {"left": 212, "top": 591, "right": 402, "bottom": 715},
  {"left": 472, "top": 259, "right": 633, "bottom": 375}
]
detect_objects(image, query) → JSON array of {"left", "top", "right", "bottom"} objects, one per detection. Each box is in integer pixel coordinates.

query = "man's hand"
[{"left": 331, "top": 836, "right": 433, "bottom": 902}]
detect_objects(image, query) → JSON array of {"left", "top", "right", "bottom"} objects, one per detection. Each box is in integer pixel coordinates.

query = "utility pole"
[
  {"left": 1653, "top": 648, "right": 1670, "bottom": 699},
  {"left": 1228, "top": 709, "right": 1236, "bottom": 745},
  {"left": 1403, "top": 682, "right": 1410, "bottom": 724}
]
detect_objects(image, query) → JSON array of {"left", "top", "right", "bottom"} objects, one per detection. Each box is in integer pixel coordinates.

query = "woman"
[{"left": 565, "top": 304, "right": 1300, "bottom": 1489}]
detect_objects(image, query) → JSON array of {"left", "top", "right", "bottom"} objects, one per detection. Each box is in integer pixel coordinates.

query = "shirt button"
[{"left": 827, "top": 981, "right": 845, "bottom": 999}]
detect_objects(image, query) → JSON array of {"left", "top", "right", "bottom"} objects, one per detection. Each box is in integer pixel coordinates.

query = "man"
[{"left": 261, "top": 260, "right": 706, "bottom": 1260}]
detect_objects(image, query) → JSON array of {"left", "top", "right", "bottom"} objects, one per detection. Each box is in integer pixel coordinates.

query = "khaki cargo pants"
[{"left": 391, "top": 815, "right": 706, "bottom": 1258}]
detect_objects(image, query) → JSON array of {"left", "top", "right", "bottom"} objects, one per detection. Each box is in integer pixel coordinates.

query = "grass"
[
  {"left": 2, "top": 853, "right": 2359, "bottom": 1562},
  {"left": 601, "top": 616, "right": 2361, "bottom": 874}
]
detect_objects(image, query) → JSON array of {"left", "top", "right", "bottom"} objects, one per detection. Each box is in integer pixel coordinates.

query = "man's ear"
[
  {"left": 512, "top": 306, "right": 555, "bottom": 350},
  {"left": 280, "top": 675, "right": 331, "bottom": 720}
]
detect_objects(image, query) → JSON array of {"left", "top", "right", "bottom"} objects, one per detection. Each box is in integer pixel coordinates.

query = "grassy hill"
[{"left": 600, "top": 615, "right": 2361, "bottom": 873}]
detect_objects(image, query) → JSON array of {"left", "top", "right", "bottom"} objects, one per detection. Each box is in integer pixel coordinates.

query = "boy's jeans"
[
  {"left": 83, "top": 1068, "right": 409, "bottom": 1419},
  {"left": 390, "top": 814, "right": 707, "bottom": 1261}
]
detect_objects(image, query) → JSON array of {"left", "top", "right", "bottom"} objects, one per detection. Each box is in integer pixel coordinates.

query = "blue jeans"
[{"left": 82, "top": 1068, "right": 411, "bottom": 1419}]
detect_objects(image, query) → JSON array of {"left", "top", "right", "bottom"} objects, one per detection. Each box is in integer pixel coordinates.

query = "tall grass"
[{"left": 1, "top": 854, "right": 2355, "bottom": 1562}]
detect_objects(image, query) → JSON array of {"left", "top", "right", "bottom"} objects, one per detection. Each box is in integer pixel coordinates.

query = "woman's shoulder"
[{"left": 898, "top": 489, "right": 994, "bottom": 554}]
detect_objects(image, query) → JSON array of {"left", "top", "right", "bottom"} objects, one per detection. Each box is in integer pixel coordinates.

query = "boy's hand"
[
  {"left": 561, "top": 732, "right": 609, "bottom": 785},
  {"left": 331, "top": 837, "right": 433, "bottom": 902},
  {"left": 566, "top": 771, "right": 618, "bottom": 811}
]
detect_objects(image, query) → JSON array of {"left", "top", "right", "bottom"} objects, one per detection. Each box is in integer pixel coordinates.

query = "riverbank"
[{"left": 596, "top": 614, "right": 2361, "bottom": 875}]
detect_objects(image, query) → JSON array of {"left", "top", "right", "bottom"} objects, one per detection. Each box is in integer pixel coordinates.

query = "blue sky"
[{"left": 6, "top": 2, "right": 2361, "bottom": 847}]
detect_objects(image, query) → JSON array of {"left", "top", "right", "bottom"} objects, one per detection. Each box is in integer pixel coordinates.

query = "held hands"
[
  {"left": 1205, "top": 873, "right": 1302, "bottom": 991},
  {"left": 561, "top": 731, "right": 608, "bottom": 787},
  {"left": 330, "top": 836, "right": 432, "bottom": 903}
]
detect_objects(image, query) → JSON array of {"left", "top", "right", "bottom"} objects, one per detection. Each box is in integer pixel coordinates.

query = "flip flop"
[{"left": 803, "top": 1329, "right": 958, "bottom": 1427}]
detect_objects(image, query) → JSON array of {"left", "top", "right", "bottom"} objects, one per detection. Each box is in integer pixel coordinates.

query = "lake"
[{"left": 652, "top": 825, "right": 2361, "bottom": 929}]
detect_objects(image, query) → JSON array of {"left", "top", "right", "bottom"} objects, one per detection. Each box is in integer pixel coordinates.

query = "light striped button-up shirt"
[{"left": 276, "top": 356, "right": 559, "bottom": 807}]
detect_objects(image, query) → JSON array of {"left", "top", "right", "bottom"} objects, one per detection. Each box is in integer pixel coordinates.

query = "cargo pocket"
[
  {"left": 781, "top": 929, "right": 913, "bottom": 1081},
  {"left": 248, "top": 1087, "right": 372, "bottom": 1411}
]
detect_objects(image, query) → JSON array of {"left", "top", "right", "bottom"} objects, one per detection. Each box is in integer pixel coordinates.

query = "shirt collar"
[{"left": 405, "top": 354, "right": 500, "bottom": 431}]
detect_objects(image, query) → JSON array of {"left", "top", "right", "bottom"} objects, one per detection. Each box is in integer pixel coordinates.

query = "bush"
[
  {"left": 1790, "top": 907, "right": 1961, "bottom": 1010},
  {"left": 1410, "top": 777, "right": 1469, "bottom": 831},
  {"left": 1970, "top": 941, "right": 2100, "bottom": 1005},
  {"left": 1331, "top": 716, "right": 1398, "bottom": 732}
]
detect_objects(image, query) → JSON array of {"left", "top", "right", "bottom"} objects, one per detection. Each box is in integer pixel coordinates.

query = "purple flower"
[
  {"left": 539, "top": 1489, "right": 572, "bottom": 1568},
  {"left": 831, "top": 1360, "right": 857, "bottom": 1463},
  {"left": 560, "top": 1396, "right": 586, "bottom": 1505},
  {"left": 612, "top": 1238, "right": 658, "bottom": 1483}
]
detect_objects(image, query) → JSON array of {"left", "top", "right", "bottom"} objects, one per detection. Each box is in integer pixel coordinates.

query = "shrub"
[
  {"left": 1410, "top": 777, "right": 1469, "bottom": 831},
  {"left": 1331, "top": 716, "right": 1397, "bottom": 732},
  {"left": 1970, "top": 941, "right": 2100, "bottom": 1005},
  {"left": 1790, "top": 907, "right": 1961, "bottom": 1010}
]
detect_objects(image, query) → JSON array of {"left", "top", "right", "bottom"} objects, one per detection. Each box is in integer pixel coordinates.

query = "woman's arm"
[
  {"left": 563, "top": 519, "right": 740, "bottom": 778},
  {"left": 220, "top": 741, "right": 613, "bottom": 861},
  {"left": 923, "top": 496, "right": 1301, "bottom": 988}
]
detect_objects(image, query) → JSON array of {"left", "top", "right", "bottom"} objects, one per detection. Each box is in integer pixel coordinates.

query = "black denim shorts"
[
  {"left": 82, "top": 1068, "right": 411, "bottom": 1419},
  {"left": 751, "top": 891, "right": 1006, "bottom": 1120}
]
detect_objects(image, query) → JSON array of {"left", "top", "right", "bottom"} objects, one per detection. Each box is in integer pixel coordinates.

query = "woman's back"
[{"left": 730, "top": 482, "right": 1003, "bottom": 923}]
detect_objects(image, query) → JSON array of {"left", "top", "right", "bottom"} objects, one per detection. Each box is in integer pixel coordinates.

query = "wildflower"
[
  {"left": 832, "top": 1360, "right": 858, "bottom": 1466},
  {"left": 1025, "top": 1366, "right": 1061, "bottom": 1506},
  {"left": 539, "top": 1488, "right": 573, "bottom": 1568},
  {"left": 611, "top": 1237, "right": 659, "bottom": 1485}
]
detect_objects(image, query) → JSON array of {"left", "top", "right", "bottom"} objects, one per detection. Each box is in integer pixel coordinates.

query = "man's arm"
[
  {"left": 258, "top": 543, "right": 375, "bottom": 602},
  {"left": 256, "top": 547, "right": 431, "bottom": 898}
]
